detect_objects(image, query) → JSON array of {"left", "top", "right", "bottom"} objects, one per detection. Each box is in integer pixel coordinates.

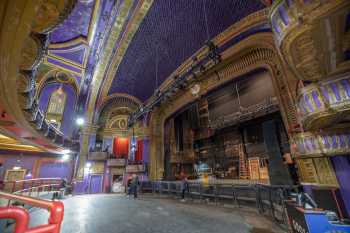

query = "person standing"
[
  {"left": 131, "top": 174, "right": 139, "bottom": 199},
  {"left": 181, "top": 176, "right": 189, "bottom": 201}
]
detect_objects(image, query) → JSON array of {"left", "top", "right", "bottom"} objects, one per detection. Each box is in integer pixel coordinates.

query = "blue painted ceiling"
[{"left": 108, "top": 0, "right": 266, "bottom": 101}]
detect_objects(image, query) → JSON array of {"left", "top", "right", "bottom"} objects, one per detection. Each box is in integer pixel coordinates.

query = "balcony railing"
[
  {"left": 1, "top": 178, "right": 63, "bottom": 194},
  {"left": 107, "top": 158, "right": 126, "bottom": 167},
  {"left": 291, "top": 128, "right": 350, "bottom": 158},
  {"left": 25, "top": 99, "right": 79, "bottom": 151},
  {"left": 88, "top": 151, "right": 108, "bottom": 161},
  {"left": 209, "top": 97, "right": 279, "bottom": 129},
  {"left": 298, "top": 74, "right": 350, "bottom": 130}
]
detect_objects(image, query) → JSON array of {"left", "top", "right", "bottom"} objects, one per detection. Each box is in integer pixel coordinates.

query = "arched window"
[{"left": 46, "top": 86, "right": 66, "bottom": 129}]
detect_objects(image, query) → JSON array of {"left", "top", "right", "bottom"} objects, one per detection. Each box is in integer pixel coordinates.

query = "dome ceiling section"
[
  {"left": 85, "top": 0, "right": 153, "bottom": 123},
  {"left": 43, "top": 0, "right": 115, "bottom": 108},
  {"left": 49, "top": 0, "right": 95, "bottom": 43},
  {"left": 107, "top": 0, "right": 266, "bottom": 101}
]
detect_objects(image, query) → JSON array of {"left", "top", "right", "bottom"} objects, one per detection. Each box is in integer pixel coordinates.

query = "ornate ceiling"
[
  {"left": 0, "top": 0, "right": 269, "bottom": 153},
  {"left": 42, "top": 0, "right": 267, "bottom": 116},
  {"left": 106, "top": 0, "right": 266, "bottom": 101}
]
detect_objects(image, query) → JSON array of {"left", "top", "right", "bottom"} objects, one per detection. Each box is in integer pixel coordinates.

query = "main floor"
[{"left": 28, "top": 195, "right": 284, "bottom": 233}]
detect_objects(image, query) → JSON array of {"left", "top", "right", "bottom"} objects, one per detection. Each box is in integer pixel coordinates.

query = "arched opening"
[
  {"left": 46, "top": 86, "right": 67, "bottom": 129},
  {"left": 162, "top": 69, "right": 296, "bottom": 185},
  {"left": 38, "top": 83, "right": 77, "bottom": 137}
]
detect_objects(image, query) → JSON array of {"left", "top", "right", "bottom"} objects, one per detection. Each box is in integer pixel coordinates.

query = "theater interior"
[{"left": 0, "top": 1, "right": 350, "bottom": 233}]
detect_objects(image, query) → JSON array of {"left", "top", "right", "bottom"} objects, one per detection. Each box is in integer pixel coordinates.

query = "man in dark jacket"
[{"left": 131, "top": 174, "right": 139, "bottom": 199}]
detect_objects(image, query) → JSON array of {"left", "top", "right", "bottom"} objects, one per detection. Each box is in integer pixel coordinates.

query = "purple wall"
[
  {"left": 142, "top": 137, "right": 150, "bottom": 163},
  {"left": 0, "top": 156, "right": 36, "bottom": 180},
  {"left": 331, "top": 156, "right": 350, "bottom": 216},
  {"left": 0, "top": 154, "right": 74, "bottom": 181},
  {"left": 39, "top": 162, "right": 73, "bottom": 181},
  {"left": 38, "top": 83, "right": 77, "bottom": 137},
  {"left": 89, "top": 174, "right": 103, "bottom": 194}
]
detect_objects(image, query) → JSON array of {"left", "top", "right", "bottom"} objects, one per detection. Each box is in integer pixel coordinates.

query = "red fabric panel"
[
  {"left": 113, "top": 137, "right": 129, "bottom": 158},
  {"left": 135, "top": 139, "right": 143, "bottom": 161}
]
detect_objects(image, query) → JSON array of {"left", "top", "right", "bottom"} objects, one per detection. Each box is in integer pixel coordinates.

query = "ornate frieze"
[
  {"left": 270, "top": 0, "right": 350, "bottom": 81},
  {"left": 292, "top": 127, "right": 350, "bottom": 158},
  {"left": 32, "top": 0, "right": 76, "bottom": 34},
  {"left": 298, "top": 73, "right": 350, "bottom": 130},
  {"left": 296, "top": 157, "right": 338, "bottom": 186},
  {"left": 20, "top": 33, "right": 47, "bottom": 71}
]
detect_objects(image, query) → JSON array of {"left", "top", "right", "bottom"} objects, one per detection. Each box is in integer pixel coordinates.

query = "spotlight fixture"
[
  {"left": 76, "top": 117, "right": 85, "bottom": 126},
  {"left": 62, "top": 154, "right": 70, "bottom": 161},
  {"left": 61, "top": 149, "right": 71, "bottom": 154}
]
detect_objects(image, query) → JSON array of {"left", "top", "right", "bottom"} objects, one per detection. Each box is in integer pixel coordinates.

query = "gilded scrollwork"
[
  {"left": 270, "top": 0, "right": 350, "bottom": 81},
  {"left": 292, "top": 126, "right": 350, "bottom": 159},
  {"left": 32, "top": 0, "right": 76, "bottom": 34},
  {"left": 297, "top": 73, "right": 350, "bottom": 130},
  {"left": 19, "top": 33, "right": 46, "bottom": 71}
]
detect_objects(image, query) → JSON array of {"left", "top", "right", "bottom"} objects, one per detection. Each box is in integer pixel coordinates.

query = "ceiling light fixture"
[
  {"left": 62, "top": 154, "right": 70, "bottom": 161},
  {"left": 61, "top": 149, "right": 71, "bottom": 154},
  {"left": 76, "top": 117, "right": 85, "bottom": 126}
]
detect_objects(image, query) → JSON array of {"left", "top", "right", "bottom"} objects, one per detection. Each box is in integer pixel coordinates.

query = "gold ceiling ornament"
[
  {"left": 17, "top": 72, "right": 34, "bottom": 95},
  {"left": 19, "top": 33, "right": 45, "bottom": 71},
  {"left": 269, "top": 0, "right": 350, "bottom": 81},
  {"left": 31, "top": 0, "right": 76, "bottom": 34},
  {"left": 34, "top": 69, "right": 80, "bottom": 100}
]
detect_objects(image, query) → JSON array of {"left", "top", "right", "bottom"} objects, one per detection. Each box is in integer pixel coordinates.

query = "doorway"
[{"left": 88, "top": 174, "right": 103, "bottom": 194}]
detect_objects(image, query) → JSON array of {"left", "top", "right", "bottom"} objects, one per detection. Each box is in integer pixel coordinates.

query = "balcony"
[
  {"left": 88, "top": 151, "right": 108, "bottom": 161},
  {"left": 298, "top": 74, "right": 350, "bottom": 130},
  {"left": 107, "top": 158, "right": 126, "bottom": 167},
  {"left": 291, "top": 128, "right": 350, "bottom": 158},
  {"left": 126, "top": 164, "right": 145, "bottom": 173},
  {"left": 269, "top": 0, "right": 350, "bottom": 81}
]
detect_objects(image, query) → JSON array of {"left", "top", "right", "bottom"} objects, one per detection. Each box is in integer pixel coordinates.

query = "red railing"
[
  {"left": 1, "top": 178, "right": 62, "bottom": 194},
  {"left": 0, "top": 191, "right": 64, "bottom": 233}
]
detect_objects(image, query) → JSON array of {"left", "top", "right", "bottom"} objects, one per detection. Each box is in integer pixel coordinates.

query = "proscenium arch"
[
  {"left": 94, "top": 93, "right": 142, "bottom": 125},
  {"left": 36, "top": 69, "right": 80, "bottom": 100},
  {"left": 147, "top": 32, "right": 299, "bottom": 180}
]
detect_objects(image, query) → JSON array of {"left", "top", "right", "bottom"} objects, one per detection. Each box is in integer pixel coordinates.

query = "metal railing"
[
  {"left": 1, "top": 178, "right": 63, "bottom": 194},
  {"left": 0, "top": 191, "right": 64, "bottom": 233},
  {"left": 209, "top": 97, "right": 279, "bottom": 129},
  {"left": 139, "top": 181, "right": 298, "bottom": 227}
]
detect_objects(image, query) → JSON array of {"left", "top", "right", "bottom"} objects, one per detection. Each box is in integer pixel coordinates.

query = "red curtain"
[
  {"left": 113, "top": 137, "right": 129, "bottom": 158},
  {"left": 135, "top": 139, "right": 143, "bottom": 161}
]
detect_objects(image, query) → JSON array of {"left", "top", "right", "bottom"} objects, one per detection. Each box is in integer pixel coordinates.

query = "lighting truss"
[{"left": 128, "top": 40, "right": 221, "bottom": 127}]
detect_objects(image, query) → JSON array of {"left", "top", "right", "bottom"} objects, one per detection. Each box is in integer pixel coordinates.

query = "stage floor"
[{"left": 28, "top": 194, "right": 284, "bottom": 233}]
